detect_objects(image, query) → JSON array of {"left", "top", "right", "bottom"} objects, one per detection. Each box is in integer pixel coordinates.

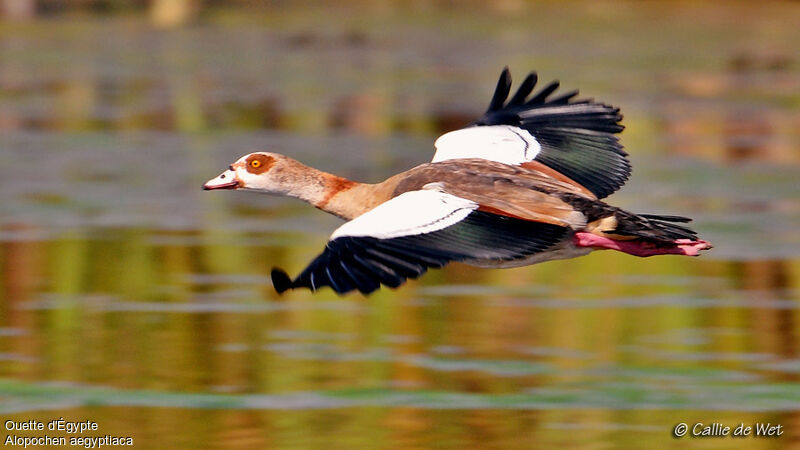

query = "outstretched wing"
[
  {"left": 432, "top": 68, "right": 630, "bottom": 199},
  {"left": 271, "top": 188, "right": 568, "bottom": 295}
]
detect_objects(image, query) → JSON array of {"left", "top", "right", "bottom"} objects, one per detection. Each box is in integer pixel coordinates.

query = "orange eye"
[{"left": 250, "top": 160, "right": 261, "bottom": 168}]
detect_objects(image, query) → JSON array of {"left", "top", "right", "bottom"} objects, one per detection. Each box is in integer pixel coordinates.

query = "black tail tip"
[
  {"left": 639, "top": 214, "right": 693, "bottom": 223},
  {"left": 271, "top": 268, "right": 293, "bottom": 294}
]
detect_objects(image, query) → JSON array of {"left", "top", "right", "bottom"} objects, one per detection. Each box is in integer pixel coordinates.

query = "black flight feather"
[
  {"left": 474, "top": 69, "right": 630, "bottom": 199},
  {"left": 272, "top": 211, "right": 568, "bottom": 295}
]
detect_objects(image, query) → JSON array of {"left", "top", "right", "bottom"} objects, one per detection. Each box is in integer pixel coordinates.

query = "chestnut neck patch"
[{"left": 245, "top": 154, "right": 275, "bottom": 174}]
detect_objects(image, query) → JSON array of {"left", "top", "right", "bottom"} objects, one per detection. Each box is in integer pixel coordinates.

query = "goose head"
[
  {"left": 203, "top": 152, "right": 293, "bottom": 194},
  {"left": 204, "top": 151, "right": 366, "bottom": 220}
]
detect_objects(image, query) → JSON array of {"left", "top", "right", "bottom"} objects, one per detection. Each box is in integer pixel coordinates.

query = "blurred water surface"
[{"left": 1, "top": 2, "right": 800, "bottom": 449}]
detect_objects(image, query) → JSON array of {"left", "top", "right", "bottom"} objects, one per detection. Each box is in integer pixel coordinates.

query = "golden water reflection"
[{"left": 2, "top": 233, "right": 800, "bottom": 411}]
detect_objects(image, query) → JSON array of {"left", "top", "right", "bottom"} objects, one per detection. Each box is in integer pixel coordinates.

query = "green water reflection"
[{"left": 2, "top": 1, "right": 800, "bottom": 448}]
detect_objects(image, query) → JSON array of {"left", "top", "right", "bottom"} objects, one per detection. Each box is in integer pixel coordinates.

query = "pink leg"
[{"left": 573, "top": 232, "right": 712, "bottom": 257}]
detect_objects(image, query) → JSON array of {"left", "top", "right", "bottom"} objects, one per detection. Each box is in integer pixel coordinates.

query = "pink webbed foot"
[
  {"left": 573, "top": 232, "right": 713, "bottom": 257},
  {"left": 672, "top": 239, "right": 714, "bottom": 256}
]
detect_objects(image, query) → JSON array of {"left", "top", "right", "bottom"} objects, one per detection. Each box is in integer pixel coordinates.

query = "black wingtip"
[
  {"left": 271, "top": 268, "right": 293, "bottom": 294},
  {"left": 527, "top": 80, "right": 560, "bottom": 105},
  {"left": 487, "top": 67, "right": 513, "bottom": 113},
  {"left": 507, "top": 72, "right": 538, "bottom": 107}
]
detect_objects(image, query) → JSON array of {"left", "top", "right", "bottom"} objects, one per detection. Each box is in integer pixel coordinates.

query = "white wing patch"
[
  {"left": 431, "top": 125, "right": 541, "bottom": 165},
  {"left": 331, "top": 188, "right": 478, "bottom": 240}
]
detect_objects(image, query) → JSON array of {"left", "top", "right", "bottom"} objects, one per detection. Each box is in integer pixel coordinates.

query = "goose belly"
[{"left": 463, "top": 238, "right": 592, "bottom": 269}]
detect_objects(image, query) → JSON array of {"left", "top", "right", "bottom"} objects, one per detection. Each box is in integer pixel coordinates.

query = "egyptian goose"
[{"left": 203, "top": 68, "right": 711, "bottom": 295}]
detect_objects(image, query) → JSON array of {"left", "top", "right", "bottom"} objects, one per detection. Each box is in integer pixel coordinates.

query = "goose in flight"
[{"left": 203, "top": 68, "right": 711, "bottom": 295}]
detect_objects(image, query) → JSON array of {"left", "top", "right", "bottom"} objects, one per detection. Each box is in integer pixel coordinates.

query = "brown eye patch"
[{"left": 245, "top": 154, "right": 275, "bottom": 174}]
